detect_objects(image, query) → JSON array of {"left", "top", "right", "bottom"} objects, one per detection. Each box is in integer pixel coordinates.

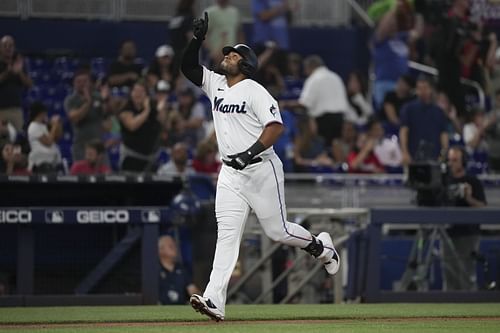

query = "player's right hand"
[
  {"left": 223, "top": 151, "right": 252, "bottom": 170},
  {"left": 193, "top": 12, "right": 209, "bottom": 40}
]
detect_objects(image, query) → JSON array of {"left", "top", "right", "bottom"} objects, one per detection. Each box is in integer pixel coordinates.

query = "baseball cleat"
[
  {"left": 190, "top": 294, "right": 224, "bottom": 322},
  {"left": 316, "top": 232, "right": 340, "bottom": 275}
]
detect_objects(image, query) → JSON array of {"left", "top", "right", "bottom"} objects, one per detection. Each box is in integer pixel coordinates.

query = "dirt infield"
[{"left": 2, "top": 316, "right": 500, "bottom": 330}]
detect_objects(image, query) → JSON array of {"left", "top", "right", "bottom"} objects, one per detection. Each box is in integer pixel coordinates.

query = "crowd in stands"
[{"left": 1, "top": 0, "right": 500, "bottom": 177}]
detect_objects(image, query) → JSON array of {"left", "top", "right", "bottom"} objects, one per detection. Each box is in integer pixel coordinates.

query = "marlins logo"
[{"left": 269, "top": 104, "right": 277, "bottom": 116}]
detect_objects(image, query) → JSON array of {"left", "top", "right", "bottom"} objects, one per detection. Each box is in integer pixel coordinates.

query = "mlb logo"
[
  {"left": 142, "top": 210, "right": 160, "bottom": 223},
  {"left": 45, "top": 210, "right": 64, "bottom": 223}
]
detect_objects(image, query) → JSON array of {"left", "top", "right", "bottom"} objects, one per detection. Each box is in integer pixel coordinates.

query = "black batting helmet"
[{"left": 222, "top": 44, "right": 258, "bottom": 77}]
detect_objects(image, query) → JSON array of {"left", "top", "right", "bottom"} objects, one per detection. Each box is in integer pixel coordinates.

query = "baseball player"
[{"left": 181, "top": 12, "right": 340, "bottom": 322}]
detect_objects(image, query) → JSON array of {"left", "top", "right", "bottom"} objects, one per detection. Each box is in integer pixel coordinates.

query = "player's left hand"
[
  {"left": 193, "top": 12, "right": 209, "bottom": 40},
  {"left": 224, "top": 151, "right": 253, "bottom": 170}
]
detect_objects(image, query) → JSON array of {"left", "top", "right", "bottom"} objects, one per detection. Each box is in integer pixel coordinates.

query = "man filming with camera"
[{"left": 443, "top": 145, "right": 486, "bottom": 291}]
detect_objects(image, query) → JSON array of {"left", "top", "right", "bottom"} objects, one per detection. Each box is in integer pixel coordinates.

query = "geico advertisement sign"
[
  {"left": 77, "top": 210, "right": 129, "bottom": 223},
  {"left": 0, "top": 210, "right": 32, "bottom": 223}
]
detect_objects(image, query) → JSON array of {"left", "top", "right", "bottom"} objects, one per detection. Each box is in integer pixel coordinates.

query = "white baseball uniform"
[{"left": 200, "top": 66, "right": 315, "bottom": 314}]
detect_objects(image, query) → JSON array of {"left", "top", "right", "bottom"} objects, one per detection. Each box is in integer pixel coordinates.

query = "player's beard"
[{"left": 219, "top": 61, "right": 240, "bottom": 77}]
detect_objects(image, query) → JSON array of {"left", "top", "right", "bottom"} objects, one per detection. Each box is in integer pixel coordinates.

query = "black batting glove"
[
  {"left": 193, "top": 12, "right": 209, "bottom": 40},
  {"left": 223, "top": 141, "right": 266, "bottom": 170},
  {"left": 224, "top": 151, "right": 253, "bottom": 170}
]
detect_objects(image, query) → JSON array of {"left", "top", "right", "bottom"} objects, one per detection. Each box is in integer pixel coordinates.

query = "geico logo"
[
  {"left": 0, "top": 210, "right": 32, "bottom": 223},
  {"left": 77, "top": 210, "right": 129, "bottom": 223}
]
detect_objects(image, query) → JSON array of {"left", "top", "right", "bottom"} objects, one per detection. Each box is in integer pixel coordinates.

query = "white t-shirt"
[
  {"left": 157, "top": 160, "right": 194, "bottom": 176},
  {"left": 299, "top": 66, "right": 349, "bottom": 118},
  {"left": 27, "top": 121, "right": 61, "bottom": 169},
  {"left": 374, "top": 137, "right": 403, "bottom": 167},
  {"left": 463, "top": 122, "right": 488, "bottom": 153},
  {"left": 202, "top": 66, "right": 282, "bottom": 160},
  {"left": 205, "top": 5, "right": 240, "bottom": 56}
]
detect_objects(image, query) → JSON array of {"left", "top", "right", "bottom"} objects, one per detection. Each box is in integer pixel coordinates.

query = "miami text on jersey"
[{"left": 213, "top": 97, "right": 247, "bottom": 114}]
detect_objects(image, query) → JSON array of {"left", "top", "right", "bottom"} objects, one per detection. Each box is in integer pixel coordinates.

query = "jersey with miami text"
[{"left": 201, "top": 66, "right": 282, "bottom": 160}]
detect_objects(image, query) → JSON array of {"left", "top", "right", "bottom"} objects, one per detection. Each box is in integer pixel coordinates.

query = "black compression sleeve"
[
  {"left": 181, "top": 37, "right": 203, "bottom": 86},
  {"left": 247, "top": 140, "right": 266, "bottom": 158}
]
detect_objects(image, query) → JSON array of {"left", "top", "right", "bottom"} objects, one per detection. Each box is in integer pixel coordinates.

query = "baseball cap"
[
  {"left": 156, "top": 80, "right": 171, "bottom": 93},
  {"left": 155, "top": 45, "right": 174, "bottom": 58}
]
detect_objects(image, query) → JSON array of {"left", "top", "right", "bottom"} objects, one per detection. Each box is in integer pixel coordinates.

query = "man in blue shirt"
[
  {"left": 158, "top": 235, "right": 200, "bottom": 305},
  {"left": 400, "top": 75, "right": 449, "bottom": 165},
  {"left": 252, "top": 0, "right": 291, "bottom": 50},
  {"left": 372, "top": 1, "right": 422, "bottom": 111}
]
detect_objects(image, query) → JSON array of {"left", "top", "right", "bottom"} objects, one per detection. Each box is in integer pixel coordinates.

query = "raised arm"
[{"left": 181, "top": 12, "right": 208, "bottom": 86}]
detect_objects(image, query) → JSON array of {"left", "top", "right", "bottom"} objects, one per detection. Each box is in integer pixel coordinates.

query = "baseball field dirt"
[{"left": 0, "top": 303, "right": 499, "bottom": 333}]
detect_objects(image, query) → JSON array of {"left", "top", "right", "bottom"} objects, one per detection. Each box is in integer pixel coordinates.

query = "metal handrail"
[
  {"left": 345, "top": 0, "right": 375, "bottom": 28},
  {"left": 408, "top": 61, "right": 486, "bottom": 110},
  {"left": 227, "top": 241, "right": 286, "bottom": 300},
  {"left": 253, "top": 252, "right": 309, "bottom": 304},
  {"left": 228, "top": 208, "right": 369, "bottom": 303},
  {"left": 280, "top": 234, "right": 350, "bottom": 304}
]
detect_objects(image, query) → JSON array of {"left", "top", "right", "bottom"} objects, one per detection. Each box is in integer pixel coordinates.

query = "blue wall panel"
[{"left": 0, "top": 18, "right": 371, "bottom": 79}]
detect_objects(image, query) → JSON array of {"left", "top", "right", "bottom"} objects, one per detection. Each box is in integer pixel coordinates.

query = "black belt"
[{"left": 223, "top": 157, "right": 263, "bottom": 166}]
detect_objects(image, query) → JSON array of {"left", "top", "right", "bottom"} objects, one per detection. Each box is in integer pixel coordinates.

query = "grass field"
[{"left": 0, "top": 303, "right": 499, "bottom": 333}]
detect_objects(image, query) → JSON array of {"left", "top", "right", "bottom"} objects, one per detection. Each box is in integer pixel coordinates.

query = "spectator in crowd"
[
  {"left": 0, "top": 118, "right": 16, "bottom": 147},
  {"left": 487, "top": 43, "right": 500, "bottom": 107},
  {"left": 459, "top": 22, "right": 497, "bottom": 93},
  {"left": 118, "top": 81, "right": 164, "bottom": 173},
  {"left": 64, "top": 69, "right": 110, "bottom": 162},
  {"left": 332, "top": 121, "right": 358, "bottom": 165},
  {"left": 158, "top": 235, "right": 200, "bottom": 305},
  {"left": 436, "top": 91, "right": 463, "bottom": 137},
  {"left": 158, "top": 142, "right": 194, "bottom": 176},
  {"left": 273, "top": 105, "right": 297, "bottom": 172},
  {"left": 485, "top": 89, "right": 500, "bottom": 172},
  {"left": 252, "top": 0, "right": 293, "bottom": 50},
  {"left": 275, "top": 53, "right": 300, "bottom": 172},
  {"left": 255, "top": 47, "right": 285, "bottom": 98},
  {"left": 347, "top": 118, "right": 386, "bottom": 174},
  {"left": 169, "top": 87, "right": 206, "bottom": 149},
  {"left": 147, "top": 45, "right": 175, "bottom": 96},
  {"left": 0, "top": 35, "right": 33, "bottom": 132},
  {"left": 345, "top": 71, "right": 373, "bottom": 127},
  {"left": 463, "top": 108, "right": 491, "bottom": 156},
  {"left": 296, "top": 55, "right": 349, "bottom": 145},
  {"left": 372, "top": 0, "right": 422, "bottom": 110},
  {"left": 204, "top": 0, "right": 244, "bottom": 66},
  {"left": 281, "top": 52, "right": 304, "bottom": 101},
  {"left": 192, "top": 139, "right": 221, "bottom": 174},
  {"left": 399, "top": 75, "right": 448, "bottom": 165},
  {"left": 70, "top": 140, "right": 111, "bottom": 175},
  {"left": 107, "top": 40, "right": 143, "bottom": 91},
  {"left": 0, "top": 142, "right": 28, "bottom": 175},
  {"left": 369, "top": 117, "right": 403, "bottom": 172},
  {"left": 429, "top": 0, "right": 471, "bottom": 116},
  {"left": 381, "top": 74, "right": 415, "bottom": 135},
  {"left": 27, "top": 102, "right": 62, "bottom": 173},
  {"left": 169, "top": 0, "right": 196, "bottom": 77},
  {"left": 293, "top": 116, "right": 334, "bottom": 172},
  {"left": 442, "top": 145, "right": 486, "bottom": 291},
  {"left": 155, "top": 80, "right": 176, "bottom": 147},
  {"left": 101, "top": 113, "right": 121, "bottom": 171}
]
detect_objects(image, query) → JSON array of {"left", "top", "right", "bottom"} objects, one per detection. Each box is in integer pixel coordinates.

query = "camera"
[
  {"left": 408, "top": 161, "right": 468, "bottom": 207},
  {"left": 407, "top": 161, "right": 446, "bottom": 206},
  {"left": 407, "top": 161, "right": 444, "bottom": 190}
]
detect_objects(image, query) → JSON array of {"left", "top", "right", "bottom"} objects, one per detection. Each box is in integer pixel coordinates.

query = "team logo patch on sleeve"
[{"left": 269, "top": 104, "right": 277, "bottom": 116}]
